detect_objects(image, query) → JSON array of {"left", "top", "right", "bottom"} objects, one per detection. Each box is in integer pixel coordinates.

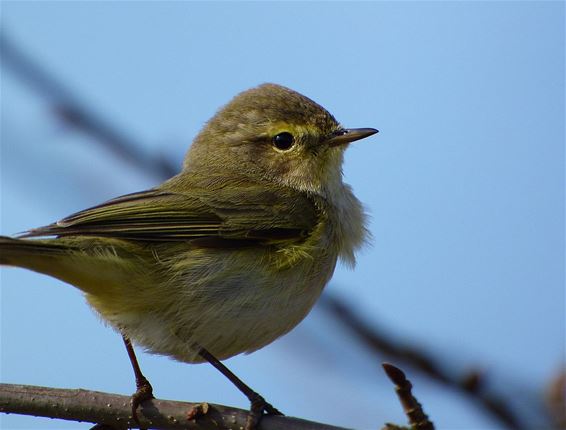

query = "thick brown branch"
[{"left": 0, "top": 383, "right": 350, "bottom": 430}]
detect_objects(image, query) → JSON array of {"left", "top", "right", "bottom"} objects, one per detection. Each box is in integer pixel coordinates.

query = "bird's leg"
[
  {"left": 122, "top": 335, "right": 154, "bottom": 426},
  {"left": 198, "top": 347, "right": 283, "bottom": 430}
]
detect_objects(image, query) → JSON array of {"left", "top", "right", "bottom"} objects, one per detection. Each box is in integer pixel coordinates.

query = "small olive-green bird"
[{"left": 0, "top": 83, "right": 377, "bottom": 427}]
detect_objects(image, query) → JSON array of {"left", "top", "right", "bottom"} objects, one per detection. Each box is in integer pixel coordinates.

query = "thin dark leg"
[
  {"left": 122, "top": 336, "right": 154, "bottom": 426},
  {"left": 198, "top": 347, "right": 283, "bottom": 429}
]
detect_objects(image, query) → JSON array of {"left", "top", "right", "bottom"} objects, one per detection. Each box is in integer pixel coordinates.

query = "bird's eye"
[{"left": 272, "top": 132, "right": 294, "bottom": 151}]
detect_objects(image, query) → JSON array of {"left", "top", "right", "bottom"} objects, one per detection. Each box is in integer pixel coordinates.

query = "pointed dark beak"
[{"left": 326, "top": 127, "right": 379, "bottom": 146}]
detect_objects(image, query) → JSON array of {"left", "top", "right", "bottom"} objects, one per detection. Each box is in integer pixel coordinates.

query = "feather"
[{"left": 21, "top": 176, "right": 320, "bottom": 245}]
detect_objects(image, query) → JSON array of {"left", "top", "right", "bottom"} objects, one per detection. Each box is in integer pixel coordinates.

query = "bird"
[{"left": 0, "top": 83, "right": 378, "bottom": 429}]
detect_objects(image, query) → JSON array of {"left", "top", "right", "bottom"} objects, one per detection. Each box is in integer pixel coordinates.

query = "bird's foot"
[
  {"left": 130, "top": 376, "right": 154, "bottom": 428},
  {"left": 245, "top": 393, "right": 283, "bottom": 430}
]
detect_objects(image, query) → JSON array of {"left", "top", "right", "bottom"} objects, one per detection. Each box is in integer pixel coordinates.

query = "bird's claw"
[
  {"left": 130, "top": 376, "right": 154, "bottom": 428},
  {"left": 245, "top": 394, "right": 283, "bottom": 430}
]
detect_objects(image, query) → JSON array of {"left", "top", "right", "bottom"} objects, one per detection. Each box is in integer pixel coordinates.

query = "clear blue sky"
[{"left": 1, "top": 2, "right": 564, "bottom": 429}]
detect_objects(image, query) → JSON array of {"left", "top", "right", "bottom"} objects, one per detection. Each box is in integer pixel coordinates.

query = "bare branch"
[
  {"left": 0, "top": 383, "right": 350, "bottom": 430},
  {"left": 0, "top": 30, "right": 177, "bottom": 179},
  {"left": 381, "top": 363, "right": 434, "bottom": 430},
  {"left": 321, "top": 296, "right": 525, "bottom": 430}
]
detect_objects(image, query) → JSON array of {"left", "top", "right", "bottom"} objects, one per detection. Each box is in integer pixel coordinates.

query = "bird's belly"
[{"left": 91, "top": 244, "right": 337, "bottom": 363}]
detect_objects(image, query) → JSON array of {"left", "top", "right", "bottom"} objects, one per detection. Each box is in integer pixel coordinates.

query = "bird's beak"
[{"left": 326, "top": 127, "right": 379, "bottom": 147}]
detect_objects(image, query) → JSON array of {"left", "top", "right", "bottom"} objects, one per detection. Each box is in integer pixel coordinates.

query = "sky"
[{"left": 1, "top": 2, "right": 564, "bottom": 430}]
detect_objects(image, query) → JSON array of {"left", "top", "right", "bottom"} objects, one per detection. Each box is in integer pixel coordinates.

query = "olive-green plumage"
[{"left": 0, "top": 83, "right": 377, "bottom": 363}]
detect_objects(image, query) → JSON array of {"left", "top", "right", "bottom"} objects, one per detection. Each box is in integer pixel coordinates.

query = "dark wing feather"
[{"left": 21, "top": 181, "right": 319, "bottom": 244}]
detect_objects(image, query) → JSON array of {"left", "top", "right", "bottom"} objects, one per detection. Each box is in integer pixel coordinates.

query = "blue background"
[{"left": 1, "top": 2, "right": 563, "bottom": 429}]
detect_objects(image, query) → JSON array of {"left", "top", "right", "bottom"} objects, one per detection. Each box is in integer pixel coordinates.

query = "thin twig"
[
  {"left": 0, "top": 30, "right": 177, "bottom": 179},
  {"left": 0, "top": 383, "right": 350, "bottom": 430},
  {"left": 321, "top": 296, "right": 525, "bottom": 430},
  {"left": 381, "top": 363, "right": 434, "bottom": 430}
]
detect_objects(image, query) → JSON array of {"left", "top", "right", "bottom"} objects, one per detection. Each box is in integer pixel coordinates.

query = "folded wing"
[{"left": 21, "top": 181, "right": 319, "bottom": 245}]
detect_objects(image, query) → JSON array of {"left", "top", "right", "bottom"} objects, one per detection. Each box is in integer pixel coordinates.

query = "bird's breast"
[{"left": 90, "top": 188, "right": 368, "bottom": 364}]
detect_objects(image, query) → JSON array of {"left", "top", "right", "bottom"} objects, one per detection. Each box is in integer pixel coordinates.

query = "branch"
[
  {"left": 321, "top": 296, "right": 525, "bottom": 430},
  {"left": 381, "top": 364, "right": 434, "bottom": 430},
  {"left": 0, "top": 383, "right": 350, "bottom": 430},
  {"left": 0, "top": 30, "right": 177, "bottom": 179}
]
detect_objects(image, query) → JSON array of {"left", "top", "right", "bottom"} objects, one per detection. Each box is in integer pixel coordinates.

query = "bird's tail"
[
  {"left": 0, "top": 235, "right": 149, "bottom": 301},
  {"left": 0, "top": 235, "right": 70, "bottom": 272}
]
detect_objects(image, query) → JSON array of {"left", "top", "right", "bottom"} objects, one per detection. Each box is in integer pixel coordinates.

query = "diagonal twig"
[
  {"left": 321, "top": 296, "right": 526, "bottom": 430},
  {"left": 0, "top": 30, "right": 176, "bottom": 179}
]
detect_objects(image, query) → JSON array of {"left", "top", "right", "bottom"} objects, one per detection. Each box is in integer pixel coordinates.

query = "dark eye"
[{"left": 272, "top": 132, "right": 294, "bottom": 151}]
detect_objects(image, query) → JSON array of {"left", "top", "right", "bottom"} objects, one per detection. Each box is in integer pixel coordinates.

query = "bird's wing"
[{"left": 21, "top": 183, "right": 319, "bottom": 244}]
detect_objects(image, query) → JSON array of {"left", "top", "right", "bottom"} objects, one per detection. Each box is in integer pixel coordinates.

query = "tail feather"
[
  {"left": 0, "top": 235, "right": 68, "bottom": 267},
  {"left": 1, "top": 235, "right": 150, "bottom": 299}
]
